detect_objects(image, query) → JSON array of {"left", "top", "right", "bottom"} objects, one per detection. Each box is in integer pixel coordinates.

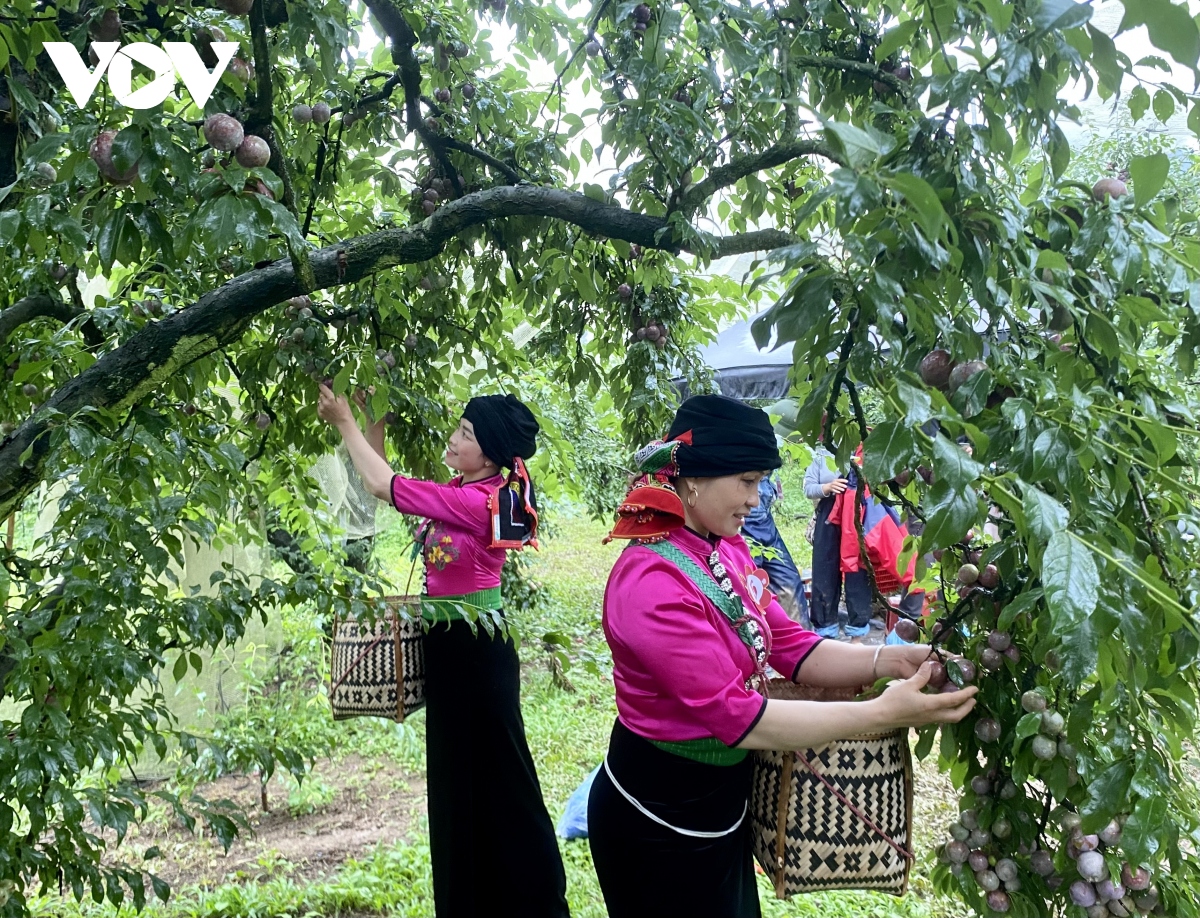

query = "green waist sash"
[
  {"left": 649, "top": 736, "right": 748, "bottom": 766},
  {"left": 421, "top": 586, "right": 503, "bottom": 622}
]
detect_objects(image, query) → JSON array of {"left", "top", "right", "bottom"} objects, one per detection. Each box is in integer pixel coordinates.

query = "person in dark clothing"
[{"left": 804, "top": 447, "right": 872, "bottom": 638}]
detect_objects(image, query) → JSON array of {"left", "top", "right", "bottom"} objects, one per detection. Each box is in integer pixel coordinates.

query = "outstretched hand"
[
  {"left": 317, "top": 383, "right": 354, "bottom": 427},
  {"left": 876, "top": 662, "right": 978, "bottom": 729},
  {"left": 880, "top": 643, "right": 942, "bottom": 680}
]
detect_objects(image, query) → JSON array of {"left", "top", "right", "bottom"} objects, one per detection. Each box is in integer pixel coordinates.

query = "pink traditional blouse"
[
  {"left": 390, "top": 473, "right": 505, "bottom": 597},
  {"left": 603, "top": 527, "right": 824, "bottom": 747}
]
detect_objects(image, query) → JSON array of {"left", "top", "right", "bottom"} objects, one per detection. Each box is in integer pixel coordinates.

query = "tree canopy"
[{"left": 4, "top": 0, "right": 1200, "bottom": 914}]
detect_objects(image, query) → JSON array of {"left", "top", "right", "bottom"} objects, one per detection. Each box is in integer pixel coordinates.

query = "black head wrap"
[
  {"left": 667, "top": 394, "right": 781, "bottom": 477},
  {"left": 462, "top": 394, "right": 539, "bottom": 469}
]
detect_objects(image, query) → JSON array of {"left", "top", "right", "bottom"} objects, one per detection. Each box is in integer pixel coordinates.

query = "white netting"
[{"left": 2, "top": 423, "right": 388, "bottom": 779}]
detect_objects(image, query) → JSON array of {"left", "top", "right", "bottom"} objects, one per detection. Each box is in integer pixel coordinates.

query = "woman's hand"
[
  {"left": 877, "top": 643, "right": 940, "bottom": 680},
  {"left": 874, "top": 663, "right": 978, "bottom": 729},
  {"left": 317, "top": 383, "right": 354, "bottom": 427},
  {"left": 823, "top": 477, "right": 849, "bottom": 496}
]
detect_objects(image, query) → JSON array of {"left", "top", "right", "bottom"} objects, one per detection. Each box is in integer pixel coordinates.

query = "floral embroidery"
[{"left": 423, "top": 524, "right": 460, "bottom": 570}]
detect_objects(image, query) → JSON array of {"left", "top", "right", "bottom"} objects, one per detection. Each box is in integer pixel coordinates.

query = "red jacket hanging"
[{"left": 825, "top": 473, "right": 915, "bottom": 593}]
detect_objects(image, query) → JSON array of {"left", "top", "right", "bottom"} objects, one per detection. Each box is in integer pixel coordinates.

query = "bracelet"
[{"left": 872, "top": 645, "right": 885, "bottom": 681}]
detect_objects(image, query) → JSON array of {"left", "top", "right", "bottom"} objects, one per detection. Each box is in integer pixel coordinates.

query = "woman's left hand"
[
  {"left": 877, "top": 643, "right": 938, "bottom": 680},
  {"left": 317, "top": 383, "right": 354, "bottom": 426}
]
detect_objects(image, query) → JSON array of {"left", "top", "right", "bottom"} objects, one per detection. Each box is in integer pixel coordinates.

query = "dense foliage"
[{"left": 3, "top": 0, "right": 1200, "bottom": 914}]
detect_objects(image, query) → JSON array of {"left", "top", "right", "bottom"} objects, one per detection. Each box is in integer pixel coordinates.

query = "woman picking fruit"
[
  {"left": 316, "top": 385, "right": 569, "bottom": 918},
  {"left": 587, "top": 394, "right": 977, "bottom": 918}
]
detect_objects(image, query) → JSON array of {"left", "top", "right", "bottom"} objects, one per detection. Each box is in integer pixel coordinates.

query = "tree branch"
[
  {"left": 790, "top": 54, "right": 908, "bottom": 92},
  {"left": 440, "top": 136, "right": 522, "bottom": 185},
  {"left": 0, "top": 294, "right": 85, "bottom": 344},
  {"left": 0, "top": 184, "right": 799, "bottom": 519},
  {"left": 677, "top": 139, "right": 843, "bottom": 214},
  {"left": 362, "top": 0, "right": 466, "bottom": 197}
]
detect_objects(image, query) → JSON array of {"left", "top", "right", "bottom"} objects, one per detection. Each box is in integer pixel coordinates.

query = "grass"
[{"left": 29, "top": 488, "right": 965, "bottom": 918}]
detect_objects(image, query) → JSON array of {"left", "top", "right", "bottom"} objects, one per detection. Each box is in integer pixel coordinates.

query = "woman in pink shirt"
[
  {"left": 317, "top": 387, "right": 568, "bottom": 918},
  {"left": 588, "top": 395, "right": 977, "bottom": 918}
]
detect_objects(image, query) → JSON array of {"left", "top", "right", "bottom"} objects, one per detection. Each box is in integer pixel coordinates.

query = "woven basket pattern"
[
  {"left": 750, "top": 679, "right": 913, "bottom": 897},
  {"left": 329, "top": 596, "right": 425, "bottom": 723}
]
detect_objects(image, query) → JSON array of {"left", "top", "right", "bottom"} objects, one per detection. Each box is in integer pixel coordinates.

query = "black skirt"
[
  {"left": 423, "top": 614, "right": 570, "bottom": 918},
  {"left": 588, "top": 719, "right": 761, "bottom": 918}
]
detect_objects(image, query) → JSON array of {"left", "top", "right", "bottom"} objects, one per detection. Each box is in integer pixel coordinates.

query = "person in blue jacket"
[{"left": 742, "top": 470, "right": 808, "bottom": 624}]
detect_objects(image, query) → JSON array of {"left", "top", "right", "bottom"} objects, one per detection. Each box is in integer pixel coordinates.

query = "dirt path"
[{"left": 107, "top": 753, "right": 426, "bottom": 890}]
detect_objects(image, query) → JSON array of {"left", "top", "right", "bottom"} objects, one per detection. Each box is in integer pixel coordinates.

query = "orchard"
[{"left": 3, "top": 0, "right": 1200, "bottom": 916}]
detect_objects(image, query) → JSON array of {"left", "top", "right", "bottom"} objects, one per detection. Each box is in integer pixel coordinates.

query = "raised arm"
[
  {"left": 319, "top": 386, "right": 395, "bottom": 500},
  {"left": 365, "top": 415, "right": 387, "bottom": 462}
]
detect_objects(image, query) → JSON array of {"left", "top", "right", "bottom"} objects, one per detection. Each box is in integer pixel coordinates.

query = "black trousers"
[
  {"left": 589, "top": 720, "right": 760, "bottom": 918},
  {"left": 424, "top": 616, "right": 570, "bottom": 918},
  {"left": 809, "top": 495, "right": 873, "bottom": 630}
]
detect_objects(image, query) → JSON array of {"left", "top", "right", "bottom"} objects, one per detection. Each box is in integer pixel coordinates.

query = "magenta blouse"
[
  {"left": 390, "top": 473, "right": 505, "bottom": 597},
  {"left": 603, "top": 527, "right": 824, "bottom": 747}
]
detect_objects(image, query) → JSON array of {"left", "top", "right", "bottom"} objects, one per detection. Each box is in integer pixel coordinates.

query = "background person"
[
  {"left": 741, "top": 468, "right": 807, "bottom": 625},
  {"left": 805, "top": 444, "right": 872, "bottom": 638}
]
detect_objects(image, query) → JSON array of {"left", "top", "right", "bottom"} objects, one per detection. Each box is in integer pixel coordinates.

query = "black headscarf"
[
  {"left": 462, "top": 394, "right": 539, "bottom": 470},
  {"left": 667, "top": 394, "right": 781, "bottom": 477}
]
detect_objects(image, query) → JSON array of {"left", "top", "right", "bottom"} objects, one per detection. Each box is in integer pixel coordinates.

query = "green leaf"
[
  {"left": 0, "top": 210, "right": 19, "bottom": 247},
  {"left": 1087, "top": 25, "right": 1123, "bottom": 93},
  {"left": 914, "top": 724, "right": 937, "bottom": 760},
  {"left": 1048, "top": 123, "right": 1070, "bottom": 179},
  {"left": 172, "top": 653, "right": 187, "bottom": 682},
  {"left": 68, "top": 424, "right": 96, "bottom": 459},
  {"left": 1033, "top": 0, "right": 1093, "bottom": 32},
  {"left": 1123, "top": 796, "right": 1167, "bottom": 864},
  {"left": 884, "top": 171, "right": 947, "bottom": 239},
  {"left": 932, "top": 434, "right": 983, "bottom": 488},
  {"left": 1129, "top": 84, "right": 1151, "bottom": 122},
  {"left": 921, "top": 479, "right": 980, "bottom": 549},
  {"left": 895, "top": 380, "right": 932, "bottom": 427},
  {"left": 1130, "top": 152, "right": 1170, "bottom": 206},
  {"left": 998, "top": 589, "right": 1043, "bottom": 630},
  {"left": 1042, "top": 531, "right": 1098, "bottom": 625},
  {"left": 112, "top": 127, "right": 143, "bottom": 176},
  {"left": 876, "top": 21, "right": 920, "bottom": 61},
  {"left": 1058, "top": 615, "right": 1100, "bottom": 687},
  {"left": 1122, "top": 0, "right": 1200, "bottom": 70},
  {"left": 97, "top": 208, "right": 128, "bottom": 272},
  {"left": 1015, "top": 711, "right": 1043, "bottom": 741},
  {"left": 1081, "top": 759, "right": 1133, "bottom": 832},
  {"left": 1153, "top": 88, "right": 1175, "bottom": 123},
  {"left": 824, "top": 120, "right": 896, "bottom": 169},
  {"left": 1029, "top": 428, "right": 1070, "bottom": 485},
  {"left": 863, "top": 421, "right": 916, "bottom": 485},
  {"left": 1022, "top": 483, "right": 1068, "bottom": 542}
]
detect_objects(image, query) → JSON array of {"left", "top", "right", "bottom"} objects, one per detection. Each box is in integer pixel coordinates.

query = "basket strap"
[
  {"left": 329, "top": 630, "right": 391, "bottom": 698},
  {"left": 792, "top": 748, "right": 914, "bottom": 861},
  {"left": 602, "top": 755, "right": 747, "bottom": 839}
]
